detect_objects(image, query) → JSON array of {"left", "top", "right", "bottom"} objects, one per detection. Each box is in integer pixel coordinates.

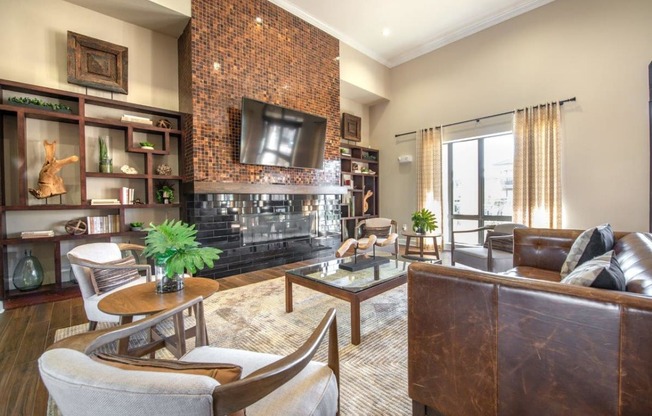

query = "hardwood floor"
[{"left": 0, "top": 258, "right": 322, "bottom": 416}]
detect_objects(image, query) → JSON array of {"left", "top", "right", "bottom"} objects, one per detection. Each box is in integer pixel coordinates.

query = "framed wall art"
[
  {"left": 67, "top": 31, "right": 128, "bottom": 94},
  {"left": 341, "top": 113, "right": 361, "bottom": 142}
]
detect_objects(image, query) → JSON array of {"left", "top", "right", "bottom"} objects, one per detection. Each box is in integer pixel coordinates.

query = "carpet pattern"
[{"left": 53, "top": 276, "right": 410, "bottom": 415}]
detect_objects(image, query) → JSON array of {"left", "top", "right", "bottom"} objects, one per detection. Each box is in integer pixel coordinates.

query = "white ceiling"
[
  {"left": 270, "top": 0, "right": 555, "bottom": 67},
  {"left": 64, "top": 0, "right": 555, "bottom": 67}
]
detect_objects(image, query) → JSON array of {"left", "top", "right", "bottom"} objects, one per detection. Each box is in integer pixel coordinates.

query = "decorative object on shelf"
[
  {"left": 342, "top": 113, "right": 362, "bottom": 142},
  {"left": 120, "top": 165, "right": 138, "bottom": 174},
  {"left": 155, "top": 182, "right": 175, "bottom": 204},
  {"left": 363, "top": 190, "right": 373, "bottom": 214},
  {"left": 340, "top": 147, "right": 351, "bottom": 156},
  {"left": 352, "top": 162, "right": 360, "bottom": 173},
  {"left": 8, "top": 96, "right": 72, "bottom": 113},
  {"left": 65, "top": 218, "right": 87, "bottom": 235},
  {"left": 139, "top": 141, "right": 155, "bottom": 150},
  {"left": 411, "top": 208, "right": 438, "bottom": 234},
  {"left": 362, "top": 153, "right": 377, "bottom": 161},
  {"left": 143, "top": 219, "right": 222, "bottom": 293},
  {"left": 130, "top": 222, "right": 143, "bottom": 231},
  {"left": 29, "top": 140, "right": 79, "bottom": 199},
  {"left": 156, "top": 118, "right": 172, "bottom": 129},
  {"left": 67, "top": 31, "right": 128, "bottom": 94},
  {"left": 12, "top": 250, "right": 45, "bottom": 291},
  {"left": 155, "top": 163, "right": 172, "bottom": 176},
  {"left": 121, "top": 114, "right": 152, "bottom": 124},
  {"left": 98, "top": 136, "right": 112, "bottom": 173}
]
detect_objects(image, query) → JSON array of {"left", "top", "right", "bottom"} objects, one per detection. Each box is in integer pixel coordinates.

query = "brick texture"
[{"left": 179, "top": 0, "right": 341, "bottom": 186}]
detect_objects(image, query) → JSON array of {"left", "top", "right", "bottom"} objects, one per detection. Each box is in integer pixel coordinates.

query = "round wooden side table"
[{"left": 401, "top": 230, "right": 442, "bottom": 261}]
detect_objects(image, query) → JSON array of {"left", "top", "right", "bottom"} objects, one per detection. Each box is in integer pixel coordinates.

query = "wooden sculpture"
[
  {"left": 362, "top": 190, "right": 373, "bottom": 214},
  {"left": 336, "top": 235, "right": 377, "bottom": 258},
  {"left": 29, "top": 140, "right": 79, "bottom": 199}
]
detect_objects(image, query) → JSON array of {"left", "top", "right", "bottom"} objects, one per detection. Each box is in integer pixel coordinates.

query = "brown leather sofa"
[{"left": 408, "top": 228, "right": 652, "bottom": 416}]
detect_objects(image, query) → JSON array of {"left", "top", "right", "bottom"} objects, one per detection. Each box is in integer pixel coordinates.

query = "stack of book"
[
  {"left": 119, "top": 187, "right": 135, "bottom": 205},
  {"left": 121, "top": 114, "right": 152, "bottom": 125},
  {"left": 87, "top": 215, "right": 121, "bottom": 234},
  {"left": 21, "top": 230, "right": 54, "bottom": 239},
  {"left": 90, "top": 198, "right": 120, "bottom": 205}
]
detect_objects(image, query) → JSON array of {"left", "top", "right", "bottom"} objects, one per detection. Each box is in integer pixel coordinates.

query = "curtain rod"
[{"left": 394, "top": 97, "right": 576, "bottom": 138}]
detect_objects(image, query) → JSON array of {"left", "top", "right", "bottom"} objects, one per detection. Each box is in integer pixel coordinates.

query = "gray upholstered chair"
[
  {"left": 67, "top": 242, "right": 152, "bottom": 330},
  {"left": 355, "top": 217, "right": 399, "bottom": 258},
  {"left": 39, "top": 297, "right": 340, "bottom": 416},
  {"left": 450, "top": 223, "right": 527, "bottom": 272}
]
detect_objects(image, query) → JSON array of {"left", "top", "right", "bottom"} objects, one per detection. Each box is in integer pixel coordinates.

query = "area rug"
[{"left": 52, "top": 277, "right": 410, "bottom": 415}]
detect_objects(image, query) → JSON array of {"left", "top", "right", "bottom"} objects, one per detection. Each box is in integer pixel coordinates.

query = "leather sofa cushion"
[{"left": 503, "top": 266, "right": 561, "bottom": 282}]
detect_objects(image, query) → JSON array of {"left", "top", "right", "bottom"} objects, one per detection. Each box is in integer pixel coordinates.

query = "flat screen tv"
[{"left": 239, "top": 97, "right": 327, "bottom": 169}]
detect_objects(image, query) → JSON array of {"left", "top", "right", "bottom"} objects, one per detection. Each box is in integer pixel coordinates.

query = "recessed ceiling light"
[
  {"left": 382, "top": 27, "right": 391, "bottom": 37},
  {"left": 255, "top": 17, "right": 263, "bottom": 24}
]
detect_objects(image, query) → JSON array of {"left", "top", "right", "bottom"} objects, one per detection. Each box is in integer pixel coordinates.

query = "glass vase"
[
  {"left": 155, "top": 262, "right": 184, "bottom": 293},
  {"left": 12, "top": 250, "right": 44, "bottom": 291}
]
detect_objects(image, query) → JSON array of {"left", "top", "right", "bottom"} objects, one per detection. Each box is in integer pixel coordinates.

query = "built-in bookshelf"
[
  {"left": 0, "top": 79, "right": 184, "bottom": 308},
  {"left": 339, "top": 144, "right": 380, "bottom": 240}
]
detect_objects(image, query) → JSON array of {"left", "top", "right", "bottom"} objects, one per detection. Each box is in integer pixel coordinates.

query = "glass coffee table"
[{"left": 285, "top": 256, "right": 408, "bottom": 345}]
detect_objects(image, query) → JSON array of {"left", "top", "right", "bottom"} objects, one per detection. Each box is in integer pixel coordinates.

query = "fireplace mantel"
[{"left": 187, "top": 182, "right": 348, "bottom": 195}]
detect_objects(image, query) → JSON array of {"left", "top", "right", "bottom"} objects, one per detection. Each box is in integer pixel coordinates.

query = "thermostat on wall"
[{"left": 398, "top": 155, "right": 413, "bottom": 163}]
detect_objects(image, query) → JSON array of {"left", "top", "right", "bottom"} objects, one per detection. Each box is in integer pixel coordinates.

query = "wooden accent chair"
[
  {"left": 450, "top": 223, "right": 527, "bottom": 272},
  {"left": 39, "top": 297, "right": 340, "bottom": 416},
  {"left": 67, "top": 242, "right": 152, "bottom": 330}
]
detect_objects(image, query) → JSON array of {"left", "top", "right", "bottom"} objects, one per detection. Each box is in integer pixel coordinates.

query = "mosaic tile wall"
[
  {"left": 186, "top": 193, "right": 341, "bottom": 278},
  {"left": 180, "top": 0, "right": 341, "bottom": 185}
]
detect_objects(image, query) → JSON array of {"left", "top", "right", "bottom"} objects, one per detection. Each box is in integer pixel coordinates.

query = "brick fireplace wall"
[
  {"left": 178, "top": 0, "right": 341, "bottom": 185},
  {"left": 177, "top": 0, "right": 343, "bottom": 278}
]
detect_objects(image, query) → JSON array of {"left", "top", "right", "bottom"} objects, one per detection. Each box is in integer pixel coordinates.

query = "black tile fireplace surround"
[{"left": 185, "top": 193, "right": 341, "bottom": 279}]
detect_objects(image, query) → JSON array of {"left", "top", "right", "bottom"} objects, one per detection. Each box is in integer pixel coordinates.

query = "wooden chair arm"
[
  {"left": 117, "top": 243, "right": 145, "bottom": 252},
  {"left": 212, "top": 308, "right": 339, "bottom": 416},
  {"left": 68, "top": 254, "right": 153, "bottom": 282},
  {"left": 48, "top": 297, "right": 206, "bottom": 354},
  {"left": 487, "top": 234, "right": 514, "bottom": 272},
  {"left": 451, "top": 225, "right": 495, "bottom": 265}
]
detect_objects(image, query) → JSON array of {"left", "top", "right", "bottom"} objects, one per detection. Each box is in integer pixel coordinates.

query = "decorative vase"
[
  {"left": 154, "top": 261, "right": 184, "bottom": 293},
  {"left": 12, "top": 250, "right": 44, "bottom": 291},
  {"left": 99, "top": 158, "right": 113, "bottom": 173},
  {"left": 414, "top": 226, "right": 425, "bottom": 234}
]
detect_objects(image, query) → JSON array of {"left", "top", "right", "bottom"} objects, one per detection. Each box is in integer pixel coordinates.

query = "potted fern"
[
  {"left": 143, "top": 219, "right": 222, "bottom": 293},
  {"left": 411, "top": 208, "right": 438, "bottom": 234}
]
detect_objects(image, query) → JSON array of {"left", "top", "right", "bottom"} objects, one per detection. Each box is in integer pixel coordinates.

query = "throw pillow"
[
  {"left": 93, "top": 354, "right": 246, "bottom": 416},
  {"left": 483, "top": 231, "right": 514, "bottom": 253},
  {"left": 362, "top": 225, "right": 391, "bottom": 238},
  {"left": 560, "top": 251, "right": 626, "bottom": 290},
  {"left": 560, "top": 224, "right": 615, "bottom": 278},
  {"left": 89, "top": 255, "right": 141, "bottom": 295}
]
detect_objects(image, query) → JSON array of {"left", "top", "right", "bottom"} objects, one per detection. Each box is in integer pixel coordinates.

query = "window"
[{"left": 443, "top": 133, "right": 514, "bottom": 245}]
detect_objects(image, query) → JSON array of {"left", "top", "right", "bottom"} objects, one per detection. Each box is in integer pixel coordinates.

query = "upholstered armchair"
[
  {"left": 450, "top": 223, "right": 527, "bottom": 272},
  {"left": 39, "top": 297, "right": 340, "bottom": 416},
  {"left": 67, "top": 242, "right": 152, "bottom": 330},
  {"left": 354, "top": 218, "right": 399, "bottom": 258}
]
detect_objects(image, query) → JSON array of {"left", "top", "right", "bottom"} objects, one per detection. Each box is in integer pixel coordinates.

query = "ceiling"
[
  {"left": 64, "top": 0, "right": 554, "bottom": 67},
  {"left": 270, "top": 0, "right": 555, "bottom": 67}
]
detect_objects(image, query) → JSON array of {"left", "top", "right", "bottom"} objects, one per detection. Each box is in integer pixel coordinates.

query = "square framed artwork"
[
  {"left": 342, "top": 113, "right": 361, "bottom": 142},
  {"left": 67, "top": 31, "right": 128, "bottom": 94}
]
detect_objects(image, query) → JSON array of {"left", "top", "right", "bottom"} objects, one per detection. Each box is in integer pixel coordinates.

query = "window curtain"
[
  {"left": 416, "top": 127, "right": 444, "bottom": 241},
  {"left": 513, "top": 103, "right": 562, "bottom": 228}
]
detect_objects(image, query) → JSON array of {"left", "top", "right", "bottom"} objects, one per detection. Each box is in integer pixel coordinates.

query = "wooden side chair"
[{"left": 39, "top": 297, "right": 340, "bottom": 416}]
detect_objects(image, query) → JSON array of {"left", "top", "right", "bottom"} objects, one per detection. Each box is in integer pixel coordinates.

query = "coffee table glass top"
[{"left": 287, "top": 256, "right": 409, "bottom": 293}]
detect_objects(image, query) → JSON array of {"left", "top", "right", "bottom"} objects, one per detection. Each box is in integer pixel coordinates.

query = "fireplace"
[{"left": 185, "top": 192, "right": 342, "bottom": 278}]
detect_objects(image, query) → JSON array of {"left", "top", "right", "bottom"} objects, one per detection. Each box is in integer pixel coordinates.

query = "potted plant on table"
[
  {"left": 411, "top": 208, "right": 438, "bottom": 234},
  {"left": 143, "top": 219, "right": 222, "bottom": 293}
]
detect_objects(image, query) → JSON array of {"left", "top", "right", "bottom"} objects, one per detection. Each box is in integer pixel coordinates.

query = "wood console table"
[{"left": 98, "top": 277, "right": 219, "bottom": 357}]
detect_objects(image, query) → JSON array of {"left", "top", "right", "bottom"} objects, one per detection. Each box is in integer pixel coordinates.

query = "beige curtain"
[
  {"left": 513, "top": 103, "right": 562, "bottom": 228},
  {"left": 416, "top": 128, "right": 444, "bottom": 241}
]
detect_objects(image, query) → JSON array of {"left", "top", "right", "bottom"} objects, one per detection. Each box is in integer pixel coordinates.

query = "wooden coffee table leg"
[
  {"left": 351, "top": 298, "right": 361, "bottom": 345},
  {"left": 285, "top": 277, "right": 294, "bottom": 313},
  {"left": 118, "top": 316, "right": 134, "bottom": 355}
]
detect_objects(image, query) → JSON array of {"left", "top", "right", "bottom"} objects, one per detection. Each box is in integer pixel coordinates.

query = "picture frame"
[
  {"left": 342, "top": 113, "right": 361, "bottom": 142},
  {"left": 67, "top": 31, "right": 128, "bottom": 94}
]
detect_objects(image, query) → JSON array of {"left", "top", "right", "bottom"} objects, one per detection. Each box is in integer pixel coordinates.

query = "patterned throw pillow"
[
  {"left": 560, "top": 224, "right": 615, "bottom": 278},
  {"left": 561, "top": 251, "right": 625, "bottom": 290},
  {"left": 89, "top": 255, "right": 141, "bottom": 295},
  {"left": 362, "top": 225, "right": 391, "bottom": 238},
  {"left": 483, "top": 231, "right": 514, "bottom": 253}
]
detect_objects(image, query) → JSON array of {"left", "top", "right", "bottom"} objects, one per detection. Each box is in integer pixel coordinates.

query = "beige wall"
[
  {"left": 371, "top": 0, "right": 652, "bottom": 233},
  {"left": 1, "top": 0, "right": 179, "bottom": 110},
  {"left": 340, "top": 42, "right": 391, "bottom": 100}
]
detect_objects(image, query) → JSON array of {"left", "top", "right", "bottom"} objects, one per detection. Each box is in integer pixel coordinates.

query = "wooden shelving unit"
[
  {"left": 339, "top": 144, "right": 380, "bottom": 240},
  {"left": 0, "top": 79, "right": 185, "bottom": 308}
]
